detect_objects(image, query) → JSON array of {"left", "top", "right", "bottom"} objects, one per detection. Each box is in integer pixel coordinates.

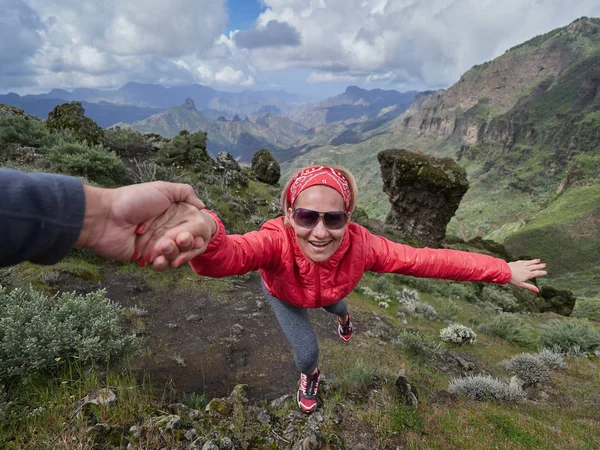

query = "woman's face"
[{"left": 287, "top": 185, "right": 348, "bottom": 263}]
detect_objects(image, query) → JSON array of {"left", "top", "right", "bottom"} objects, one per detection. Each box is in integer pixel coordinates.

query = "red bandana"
[{"left": 287, "top": 166, "right": 352, "bottom": 212}]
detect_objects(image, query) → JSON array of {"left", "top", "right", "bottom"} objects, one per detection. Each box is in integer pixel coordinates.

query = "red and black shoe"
[
  {"left": 338, "top": 314, "right": 353, "bottom": 342},
  {"left": 297, "top": 369, "right": 320, "bottom": 413}
]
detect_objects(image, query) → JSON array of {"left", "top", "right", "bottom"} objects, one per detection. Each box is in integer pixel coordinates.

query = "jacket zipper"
[{"left": 314, "top": 264, "right": 321, "bottom": 308}]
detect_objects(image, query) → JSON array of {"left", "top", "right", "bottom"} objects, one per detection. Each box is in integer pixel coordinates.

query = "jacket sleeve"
[
  {"left": 189, "top": 211, "right": 283, "bottom": 277},
  {"left": 364, "top": 229, "right": 511, "bottom": 284},
  {"left": 0, "top": 169, "right": 85, "bottom": 267}
]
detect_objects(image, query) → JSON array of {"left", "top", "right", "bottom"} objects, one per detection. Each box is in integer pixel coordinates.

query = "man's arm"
[
  {"left": 0, "top": 168, "right": 85, "bottom": 267},
  {"left": 0, "top": 168, "right": 205, "bottom": 268}
]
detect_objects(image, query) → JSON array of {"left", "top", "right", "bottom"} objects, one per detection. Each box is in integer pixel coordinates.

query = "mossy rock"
[
  {"left": 46, "top": 101, "right": 104, "bottom": 145},
  {"left": 205, "top": 398, "right": 231, "bottom": 416},
  {"left": 251, "top": 148, "right": 280, "bottom": 185}
]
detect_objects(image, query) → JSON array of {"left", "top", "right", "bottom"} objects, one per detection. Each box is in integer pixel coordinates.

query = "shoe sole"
[{"left": 338, "top": 328, "right": 352, "bottom": 342}]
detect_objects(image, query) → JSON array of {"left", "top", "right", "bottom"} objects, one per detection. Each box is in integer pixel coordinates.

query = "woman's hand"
[
  {"left": 508, "top": 259, "right": 547, "bottom": 293},
  {"left": 134, "top": 203, "right": 217, "bottom": 271}
]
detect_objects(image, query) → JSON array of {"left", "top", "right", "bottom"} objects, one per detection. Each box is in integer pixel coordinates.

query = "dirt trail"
[{"left": 89, "top": 269, "right": 359, "bottom": 402}]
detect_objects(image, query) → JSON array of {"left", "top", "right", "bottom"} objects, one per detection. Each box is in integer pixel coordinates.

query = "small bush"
[
  {"left": 397, "top": 331, "right": 445, "bottom": 364},
  {"left": 485, "top": 313, "right": 536, "bottom": 348},
  {"left": 537, "top": 347, "right": 566, "bottom": 370},
  {"left": 434, "top": 282, "right": 478, "bottom": 303},
  {"left": 572, "top": 297, "right": 600, "bottom": 322},
  {"left": 500, "top": 353, "right": 550, "bottom": 386},
  {"left": 0, "top": 285, "right": 137, "bottom": 383},
  {"left": 481, "top": 285, "right": 519, "bottom": 312},
  {"left": 0, "top": 115, "right": 49, "bottom": 148},
  {"left": 413, "top": 302, "right": 437, "bottom": 320},
  {"left": 126, "top": 158, "right": 184, "bottom": 184},
  {"left": 448, "top": 374, "right": 526, "bottom": 402},
  {"left": 157, "top": 130, "right": 213, "bottom": 172},
  {"left": 46, "top": 141, "right": 125, "bottom": 186},
  {"left": 397, "top": 288, "right": 419, "bottom": 304},
  {"left": 181, "top": 392, "right": 208, "bottom": 410},
  {"left": 438, "top": 299, "right": 462, "bottom": 321},
  {"left": 341, "top": 360, "right": 374, "bottom": 388},
  {"left": 540, "top": 320, "right": 600, "bottom": 354},
  {"left": 440, "top": 324, "right": 477, "bottom": 345},
  {"left": 102, "top": 127, "right": 153, "bottom": 157}
]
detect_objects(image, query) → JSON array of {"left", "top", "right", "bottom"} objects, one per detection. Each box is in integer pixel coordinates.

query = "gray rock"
[
  {"left": 168, "top": 403, "right": 191, "bottom": 415},
  {"left": 251, "top": 149, "right": 280, "bottom": 185},
  {"left": 202, "top": 441, "right": 219, "bottom": 450},
  {"left": 268, "top": 198, "right": 282, "bottom": 215},
  {"left": 270, "top": 394, "right": 292, "bottom": 409},
  {"left": 129, "top": 425, "right": 141, "bottom": 439},
  {"left": 184, "top": 429, "right": 198, "bottom": 441},
  {"left": 231, "top": 324, "right": 244, "bottom": 335},
  {"left": 257, "top": 409, "right": 271, "bottom": 424},
  {"left": 219, "top": 437, "right": 235, "bottom": 450},
  {"left": 395, "top": 375, "right": 419, "bottom": 408},
  {"left": 378, "top": 149, "right": 469, "bottom": 247}
]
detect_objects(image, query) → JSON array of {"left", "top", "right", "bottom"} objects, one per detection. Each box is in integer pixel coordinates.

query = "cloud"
[
  {"left": 244, "top": 0, "right": 600, "bottom": 88},
  {"left": 306, "top": 72, "right": 359, "bottom": 83},
  {"left": 233, "top": 20, "right": 301, "bottom": 48}
]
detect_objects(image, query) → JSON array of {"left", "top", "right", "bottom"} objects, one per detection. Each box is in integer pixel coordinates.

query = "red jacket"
[{"left": 189, "top": 212, "right": 512, "bottom": 308}]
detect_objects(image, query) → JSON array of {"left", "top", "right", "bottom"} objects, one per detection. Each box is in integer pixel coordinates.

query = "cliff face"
[{"left": 398, "top": 17, "right": 600, "bottom": 144}]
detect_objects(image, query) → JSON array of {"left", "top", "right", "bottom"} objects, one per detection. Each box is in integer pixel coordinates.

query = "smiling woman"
[{"left": 134, "top": 164, "right": 547, "bottom": 415}]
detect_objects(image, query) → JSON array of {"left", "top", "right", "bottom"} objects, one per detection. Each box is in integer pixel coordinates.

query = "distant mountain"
[
  {"left": 282, "top": 17, "right": 600, "bottom": 296},
  {"left": 0, "top": 93, "right": 163, "bottom": 127},
  {"left": 289, "top": 86, "right": 419, "bottom": 129},
  {"left": 21, "top": 83, "right": 309, "bottom": 117},
  {"left": 119, "top": 99, "right": 311, "bottom": 162}
]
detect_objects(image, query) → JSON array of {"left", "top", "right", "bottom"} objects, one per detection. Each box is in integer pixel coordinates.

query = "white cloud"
[
  {"left": 307, "top": 72, "right": 359, "bottom": 83},
  {"left": 245, "top": 0, "right": 600, "bottom": 87},
  {"left": 4, "top": 0, "right": 600, "bottom": 93}
]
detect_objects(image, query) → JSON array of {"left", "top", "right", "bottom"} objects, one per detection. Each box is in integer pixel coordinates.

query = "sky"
[{"left": 2, "top": 0, "right": 600, "bottom": 99}]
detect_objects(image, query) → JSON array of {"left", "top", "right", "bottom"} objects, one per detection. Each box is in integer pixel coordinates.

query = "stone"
[
  {"left": 395, "top": 375, "right": 419, "bottom": 408},
  {"left": 168, "top": 403, "right": 191, "bottom": 415},
  {"left": 270, "top": 394, "right": 293, "bottom": 409},
  {"left": 378, "top": 149, "right": 469, "bottom": 247},
  {"left": 219, "top": 437, "right": 235, "bottom": 450},
  {"left": 201, "top": 441, "right": 219, "bottom": 450},
  {"left": 215, "top": 152, "right": 248, "bottom": 187},
  {"left": 268, "top": 198, "right": 282, "bottom": 215},
  {"left": 251, "top": 148, "right": 281, "bottom": 185},
  {"left": 184, "top": 429, "right": 198, "bottom": 441},
  {"left": 153, "top": 415, "right": 181, "bottom": 432},
  {"left": 46, "top": 101, "right": 104, "bottom": 145},
  {"left": 205, "top": 398, "right": 231, "bottom": 416},
  {"left": 538, "top": 286, "right": 577, "bottom": 316},
  {"left": 257, "top": 410, "right": 271, "bottom": 424}
]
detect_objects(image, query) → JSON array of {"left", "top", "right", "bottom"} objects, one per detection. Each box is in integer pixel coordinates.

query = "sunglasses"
[{"left": 292, "top": 208, "right": 349, "bottom": 230}]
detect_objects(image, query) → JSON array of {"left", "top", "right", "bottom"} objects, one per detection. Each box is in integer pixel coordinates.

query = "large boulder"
[
  {"left": 378, "top": 149, "right": 469, "bottom": 247},
  {"left": 251, "top": 148, "right": 280, "bottom": 185},
  {"left": 538, "top": 286, "right": 576, "bottom": 316},
  {"left": 216, "top": 151, "right": 248, "bottom": 187},
  {"left": 46, "top": 101, "right": 104, "bottom": 145}
]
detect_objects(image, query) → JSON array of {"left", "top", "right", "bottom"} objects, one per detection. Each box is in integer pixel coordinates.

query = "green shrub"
[
  {"left": 440, "top": 324, "right": 477, "bottom": 345},
  {"left": 486, "top": 313, "right": 536, "bottom": 347},
  {"left": 102, "top": 127, "right": 153, "bottom": 157},
  {"left": 46, "top": 141, "right": 125, "bottom": 186},
  {"left": 0, "top": 286, "right": 137, "bottom": 383},
  {"left": 540, "top": 320, "right": 600, "bottom": 354},
  {"left": 434, "top": 281, "right": 479, "bottom": 303},
  {"left": 572, "top": 297, "right": 600, "bottom": 321},
  {"left": 500, "top": 353, "right": 550, "bottom": 386},
  {"left": 157, "top": 130, "right": 213, "bottom": 172},
  {"left": 481, "top": 285, "right": 519, "bottom": 312},
  {"left": 0, "top": 115, "right": 49, "bottom": 148},
  {"left": 448, "top": 374, "right": 525, "bottom": 402},
  {"left": 341, "top": 360, "right": 373, "bottom": 388},
  {"left": 181, "top": 392, "right": 208, "bottom": 410},
  {"left": 397, "top": 331, "right": 444, "bottom": 364}
]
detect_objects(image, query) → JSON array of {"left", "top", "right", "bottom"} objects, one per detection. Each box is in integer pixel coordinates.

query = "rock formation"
[
  {"left": 378, "top": 149, "right": 469, "bottom": 247},
  {"left": 251, "top": 148, "right": 281, "bottom": 185}
]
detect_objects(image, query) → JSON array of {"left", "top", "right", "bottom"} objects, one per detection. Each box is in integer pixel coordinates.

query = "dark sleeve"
[{"left": 0, "top": 169, "right": 86, "bottom": 267}]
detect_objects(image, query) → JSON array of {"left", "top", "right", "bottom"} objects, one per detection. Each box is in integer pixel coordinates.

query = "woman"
[{"left": 136, "top": 165, "right": 546, "bottom": 414}]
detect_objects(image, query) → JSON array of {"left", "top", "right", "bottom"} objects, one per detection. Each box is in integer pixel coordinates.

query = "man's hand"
[
  {"left": 75, "top": 182, "right": 204, "bottom": 261},
  {"left": 508, "top": 259, "right": 547, "bottom": 293},
  {"left": 134, "top": 204, "right": 217, "bottom": 271}
]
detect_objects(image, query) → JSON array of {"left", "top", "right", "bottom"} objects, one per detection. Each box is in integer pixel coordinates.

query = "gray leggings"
[{"left": 261, "top": 279, "right": 348, "bottom": 375}]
